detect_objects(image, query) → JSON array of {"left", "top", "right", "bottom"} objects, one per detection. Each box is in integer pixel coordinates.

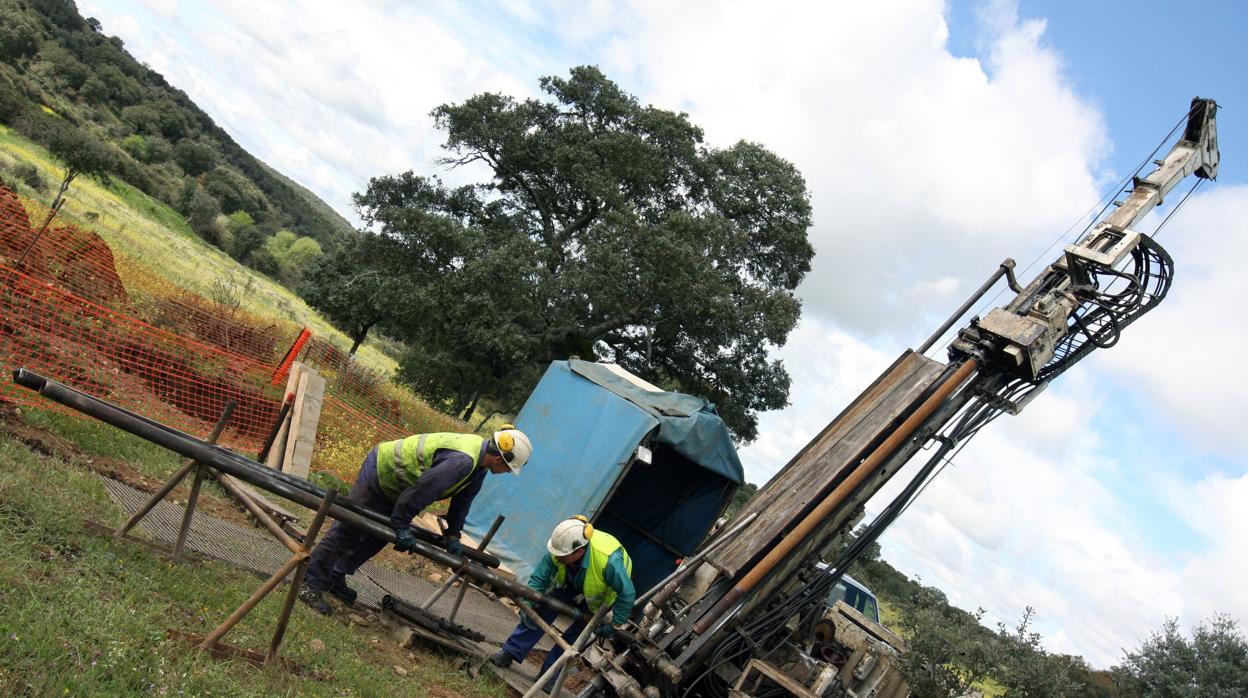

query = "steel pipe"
[
  {"left": 12, "top": 369, "right": 583, "bottom": 617},
  {"left": 918, "top": 259, "right": 1022, "bottom": 355},
  {"left": 637, "top": 511, "right": 759, "bottom": 609},
  {"left": 12, "top": 369, "right": 500, "bottom": 567}
]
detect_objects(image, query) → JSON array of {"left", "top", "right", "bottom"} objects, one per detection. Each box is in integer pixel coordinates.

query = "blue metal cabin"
[{"left": 463, "top": 360, "right": 744, "bottom": 596}]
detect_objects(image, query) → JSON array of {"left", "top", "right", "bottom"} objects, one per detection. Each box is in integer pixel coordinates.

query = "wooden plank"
[
  {"left": 221, "top": 475, "right": 299, "bottom": 522},
  {"left": 264, "top": 362, "right": 303, "bottom": 470},
  {"left": 282, "top": 365, "right": 325, "bottom": 480},
  {"left": 708, "top": 351, "right": 945, "bottom": 576},
  {"left": 734, "top": 659, "right": 819, "bottom": 697}
]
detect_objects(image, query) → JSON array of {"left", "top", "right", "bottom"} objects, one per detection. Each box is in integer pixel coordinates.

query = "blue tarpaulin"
[{"left": 464, "top": 360, "right": 743, "bottom": 595}]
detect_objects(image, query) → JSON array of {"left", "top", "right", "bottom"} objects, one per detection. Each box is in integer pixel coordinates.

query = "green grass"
[{"left": 0, "top": 410, "right": 504, "bottom": 697}]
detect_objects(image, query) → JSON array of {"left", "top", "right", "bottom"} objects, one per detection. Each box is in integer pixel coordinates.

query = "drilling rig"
[
  {"left": 9, "top": 98, "right": 1219, "bottom": 698},
  {"left": 567, "top": 97, "right": 1220, "bottom": 697}
]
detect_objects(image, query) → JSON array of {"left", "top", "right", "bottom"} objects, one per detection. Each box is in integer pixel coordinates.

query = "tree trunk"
[
  {"left": 459, "top": 390, "right": 481, "bottom": 422},
  {"left": 473, "top": 409, "right": 502, "bottom": 431},
  {"left": 346, "top": 322, "right": 374, "bottom": 354}
]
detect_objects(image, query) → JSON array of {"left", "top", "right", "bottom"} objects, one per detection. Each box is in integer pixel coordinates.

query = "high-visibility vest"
[
  {"left": 552, "top": 530, "right": 633, "bottom": 614},
  {"left": 374, "top": 432, "right": 484, "bottom": 501}
]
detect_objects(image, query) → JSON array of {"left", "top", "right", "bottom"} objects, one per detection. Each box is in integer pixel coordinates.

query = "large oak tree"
[{"left": 321, "top": 67, "right": 813, "bottom": 441}]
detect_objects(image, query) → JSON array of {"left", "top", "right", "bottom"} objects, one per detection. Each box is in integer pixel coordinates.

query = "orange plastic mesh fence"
[
  {"left": 0, "top": 261, "right": 283, "bottom": 449},
  {"left": 1, "top": 194, "right": 301, "bottom": 366},
  {"left": 1, "top": 185, "right": 464, "bottom": 478}
]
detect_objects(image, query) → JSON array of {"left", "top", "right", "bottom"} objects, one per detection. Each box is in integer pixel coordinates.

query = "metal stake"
[
  {"left": 447, "top": 515, "right": 504, "bottom": 622},
  {"left": 422, "top": 514, "right": 505, "bottom": 616}
]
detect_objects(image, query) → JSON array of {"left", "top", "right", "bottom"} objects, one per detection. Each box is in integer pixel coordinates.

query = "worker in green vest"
[
  {"left": 300, "top": 427, "right": 532, "bottom": 615},
  {"left": 489, "top": 515, "right": 635, "bottom": 685}
]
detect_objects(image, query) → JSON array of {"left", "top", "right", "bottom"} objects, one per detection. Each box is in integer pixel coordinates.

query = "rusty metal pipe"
[{"left": 692, "top": 359, "right": 978, "bottom": 634}]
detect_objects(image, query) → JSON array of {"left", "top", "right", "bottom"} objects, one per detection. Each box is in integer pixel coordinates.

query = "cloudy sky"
[{"left": 79, "top": 0, "right": 1247, "bottom": 668}]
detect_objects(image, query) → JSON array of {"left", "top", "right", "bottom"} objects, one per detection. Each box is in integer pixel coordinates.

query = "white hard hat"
[
  {"left": 547, "top": 516, "right": 592, "bottom": 557},
  {"left": 492, "top": 425, "right": 532, "bottom": 475}
]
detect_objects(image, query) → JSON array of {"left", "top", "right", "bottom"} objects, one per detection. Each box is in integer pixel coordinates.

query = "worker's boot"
[
  {"left": 327, "top": 576, "right": 357, "bottom": 607},
  {"left": 488, "top": 649, "right": 514, "bottom": 668},
  {"left": 298, "top": 585, "right": 334, "bottom": 616}
]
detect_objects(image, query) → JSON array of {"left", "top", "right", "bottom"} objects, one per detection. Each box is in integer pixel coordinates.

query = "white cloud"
[
  {"left": 1179, "top": 471, "right": 1248, "bottom": 624},
  {"left": 1093, "top": 185, "right": 1248, "bottom": 453},
  {"left": 597, "top": 0, "right": 1107, "bottom": 336}
]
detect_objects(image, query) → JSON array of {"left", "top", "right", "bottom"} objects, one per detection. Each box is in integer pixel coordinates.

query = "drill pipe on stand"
[{"left": 12, "top": 368, "right": 585, "bottom": 621}]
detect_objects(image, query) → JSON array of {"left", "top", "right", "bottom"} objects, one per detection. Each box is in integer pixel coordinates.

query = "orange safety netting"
[
  {"left": 0, "top": 184, "right": 462, "bottom": 478},
  {"left": 0, "top": 261, "right": 283, "bottom": 449}
]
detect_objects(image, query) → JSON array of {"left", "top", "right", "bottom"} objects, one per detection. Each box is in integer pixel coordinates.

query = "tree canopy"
[
  {"left": 1114, "top": 615, "right": 1248, "bottom": 696},
  {"left": 318, "top": 66, "right": 813, "bottom": 438}
]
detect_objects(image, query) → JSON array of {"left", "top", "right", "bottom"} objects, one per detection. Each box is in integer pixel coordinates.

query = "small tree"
[
  {"left": 183, "top": 184, "right": 222, "bottom": 240},
  {"left": 174, "top": 139, "right": 216, "bottom": 176},
  {"left": 993, "top": 608, "right": 1081, "bottom": 697},
  {"left": 264, "top": 229, "right": 323, "bottom": 286},
  {"left": 14, "top": 125, "right": 113, "bottom": 266},
  {"left": 895, "top": 587, "right": 1002, "bottom": 697},
  {"left": 299, "top": 235, "right": 402, "bottom": 354},
  {"left": 45, "top": 125, "right": 115, "bottom": 206}
]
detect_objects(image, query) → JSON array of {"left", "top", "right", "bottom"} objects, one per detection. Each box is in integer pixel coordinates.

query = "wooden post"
[
  {"left": 117, "top": 402, "right": 234, "bottom": 542},
  {"left": 265, "top": 363, "right": 303, "bottom": 470},
  {"left": 199, "top": 488, "right": 337, "bottom": 654},
  {"left": 281, "top": 365, "right": 324, "bottom": 480},
  {"left": 266, "top": 489, "right": 337, "bottom": 663}
]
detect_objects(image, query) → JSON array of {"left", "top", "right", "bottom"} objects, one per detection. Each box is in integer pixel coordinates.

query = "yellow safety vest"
[
  {"left": 374, "top": 432, "right": 483, "bottom": 501},
  {"left": 552, "top": 530, "right": 633, "bottom": 613}
]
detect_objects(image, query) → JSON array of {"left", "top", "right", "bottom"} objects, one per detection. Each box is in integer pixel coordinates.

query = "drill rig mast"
[{"left": 584, "top": 97, "right": 1219, "bottom": 697}]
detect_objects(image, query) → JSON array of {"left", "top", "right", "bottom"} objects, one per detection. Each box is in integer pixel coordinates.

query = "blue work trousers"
[
  {"left": 303, "top": 448, "right": 391, "bottom": 591},
  {"left": 500, "top": 586, "right": 589, "bottom": 675}
]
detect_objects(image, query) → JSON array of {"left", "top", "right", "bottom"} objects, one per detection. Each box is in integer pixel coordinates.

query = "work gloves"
[
  {"left": 393, "top": 527, "right": 420, "bottom": 553},
  {"left": 445, "top": 537, "right": 464, "bottom": 557},
  {"left": 593, "top": 624, "right": 617, "bottom": 639}
]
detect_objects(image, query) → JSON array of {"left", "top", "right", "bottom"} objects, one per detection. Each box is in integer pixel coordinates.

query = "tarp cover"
[{"left": 463, "top": 360, "right": 742, "bottom": 586}]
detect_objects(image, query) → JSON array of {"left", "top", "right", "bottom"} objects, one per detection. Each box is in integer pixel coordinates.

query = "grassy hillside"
[{"left": 0, "top": 123, "right": 398, "bottom": 376}]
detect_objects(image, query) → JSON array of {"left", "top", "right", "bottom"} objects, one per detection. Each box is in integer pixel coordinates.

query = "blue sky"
[
  {"left": 963, "top": 0, "right": 1247, "bottom": 182},
  {"left": 79, "top": 0, "right": 1247, "bottom": 668}
]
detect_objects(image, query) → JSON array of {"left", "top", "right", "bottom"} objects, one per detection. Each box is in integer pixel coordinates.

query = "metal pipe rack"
[{"left": 13, "top": 368, "right": 585, "bottom": 620}]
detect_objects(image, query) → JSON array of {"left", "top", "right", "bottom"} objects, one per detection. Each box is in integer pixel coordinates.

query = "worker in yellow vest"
[
  {"left": 489, "top": 516, "right": 635, "bottom": 685},
  {"left": 300, "top": 427, "right": 532, "bottom": 615}
]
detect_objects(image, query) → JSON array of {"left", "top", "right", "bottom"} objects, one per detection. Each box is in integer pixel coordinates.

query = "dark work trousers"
[
  {"left": 499, "top": 586, "right": 588, "bottom": 675},
  {"left": 303, "top": 448, "right": 392, "bottom": 591}
]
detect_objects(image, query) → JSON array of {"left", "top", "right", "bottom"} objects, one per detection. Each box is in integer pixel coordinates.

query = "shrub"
[{"left": 12, "top": 162, "right": 46, "bottom": 192}]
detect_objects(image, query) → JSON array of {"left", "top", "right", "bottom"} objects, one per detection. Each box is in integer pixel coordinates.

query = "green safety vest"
[
  {"left": 375, "top": 432, "right": 484, "bottom": 501},
  {"left": 552, "top": 530, "right": 633, "bottom": 614}
]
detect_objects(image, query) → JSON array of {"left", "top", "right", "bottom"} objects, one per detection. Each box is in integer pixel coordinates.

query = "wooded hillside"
[{"left": 0, "top": 0, "right": 356, "bottom": 264}]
